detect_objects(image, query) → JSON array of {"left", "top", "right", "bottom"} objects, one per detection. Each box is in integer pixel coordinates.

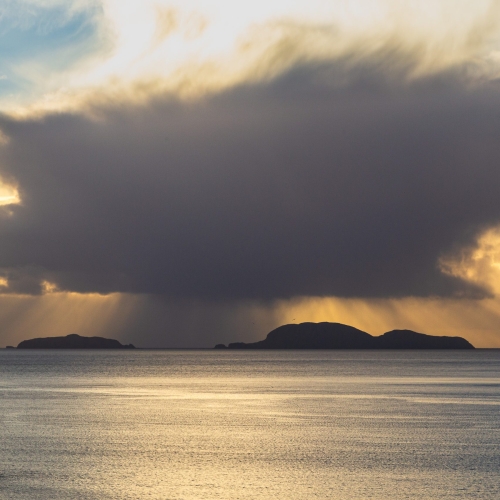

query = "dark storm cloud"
[{"left": 1, "top": 57, "right": 500, "bottom": 300}]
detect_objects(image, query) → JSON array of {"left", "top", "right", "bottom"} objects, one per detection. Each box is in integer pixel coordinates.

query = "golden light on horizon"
[
  {"left": 3, "top": 289, "right": 500, "bottom": 348},
  {"left": 272, "top": 294, "right": 500, "bottom": 348},
  {"left": 0, "top": 290, "right": 142, "bottom": 348}
]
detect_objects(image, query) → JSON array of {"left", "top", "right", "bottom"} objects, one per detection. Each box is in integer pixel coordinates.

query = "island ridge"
[
  {"left": 16, "top": 334, "right": 135, "bottom": 349},
  {"left": 215, "top": 322, "right": 474, "bottom": 349}
]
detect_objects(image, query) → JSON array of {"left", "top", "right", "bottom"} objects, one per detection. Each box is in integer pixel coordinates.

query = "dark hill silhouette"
[
  {"left": 17, "top": 334, "right": 135, "bottom": 349},
  {"left": 215, "top": 322, "right": 474, "bottom": 349},
  {"left": 375, "top": 329, "right": 472, "bottom": 349}
]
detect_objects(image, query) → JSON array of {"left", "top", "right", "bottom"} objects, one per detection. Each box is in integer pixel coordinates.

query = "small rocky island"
[
  {"left": 16, "top": 333, "right": 135, "bottom": 349},
  {"left": 215, "top": 322, "right": 474, "bottom": 349}
]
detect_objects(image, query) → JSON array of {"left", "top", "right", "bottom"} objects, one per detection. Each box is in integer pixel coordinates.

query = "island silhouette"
[
  {"left": 16, "top": 333, "right": 135, "bottom": 349},
  {"left": 215, "top": 322, "right": 474, "bottom": 349}
]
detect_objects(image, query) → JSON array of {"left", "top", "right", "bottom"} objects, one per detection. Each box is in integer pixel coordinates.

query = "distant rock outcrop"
[
  {"left": 216, "top": 322, "right": 474, "bottom": 349},
  {"left": 374, "top": 329, "right": 473, "bottom": 349},
  {"left": 16, "top": 334, "right": 135, "bottom": 349}
]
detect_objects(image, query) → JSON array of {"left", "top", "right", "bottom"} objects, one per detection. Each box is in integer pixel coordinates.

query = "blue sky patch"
[{"left": 0, "top": 1, "right": 108, "bottom": 102}]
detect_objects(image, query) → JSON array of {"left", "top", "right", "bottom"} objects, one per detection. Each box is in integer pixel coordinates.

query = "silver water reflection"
[{"left": 1, "top": 350, "right": 499, "bottom": 499}]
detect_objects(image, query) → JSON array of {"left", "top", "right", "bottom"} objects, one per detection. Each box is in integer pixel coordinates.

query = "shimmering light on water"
[{"left": 1, "top": 350, "right": 499, "bottom": 499}]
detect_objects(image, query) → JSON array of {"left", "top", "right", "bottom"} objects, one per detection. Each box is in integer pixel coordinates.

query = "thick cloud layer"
[{"left": 1, "top": 60, "right": 500, "bottom": 299}]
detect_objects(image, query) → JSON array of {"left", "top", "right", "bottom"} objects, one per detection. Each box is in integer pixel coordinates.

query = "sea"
[{"left": 1, "top": 350, "right": 499, "bottom": 499}]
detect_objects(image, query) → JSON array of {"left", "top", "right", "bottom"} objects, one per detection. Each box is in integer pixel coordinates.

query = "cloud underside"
[{"left": 0, "top": 55, "right": 500, "bottom": 300}]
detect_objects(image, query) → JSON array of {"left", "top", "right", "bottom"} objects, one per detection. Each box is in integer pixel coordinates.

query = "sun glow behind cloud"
[
  {"left": 0, "top": 170, "right": 20, "bottom": 207},
  {"left": 0, "top": 186, "right": 19, "bottom": 206},
  {"left": 2, "top": 0, "right": 500, "bottom": 115},
  {"left": 0, "top": 131, "right": 20, "bottom": 206},
  {"left": 440, "top": 226, "right": 500, "bottom": 296}
]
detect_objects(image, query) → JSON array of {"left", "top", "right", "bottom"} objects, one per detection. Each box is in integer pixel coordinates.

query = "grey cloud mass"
[{"left": 1, "top": 58, "right": 500, "bottom": 300}]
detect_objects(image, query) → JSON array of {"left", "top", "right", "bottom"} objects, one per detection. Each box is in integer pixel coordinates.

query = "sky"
[{"left": 2, "top": 0, "right": 500, "bottom": 347}]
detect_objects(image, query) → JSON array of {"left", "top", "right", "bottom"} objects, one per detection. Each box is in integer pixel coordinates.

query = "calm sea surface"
[{"left": 1, "top": 350, "right": 499, "bottom": 499}]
